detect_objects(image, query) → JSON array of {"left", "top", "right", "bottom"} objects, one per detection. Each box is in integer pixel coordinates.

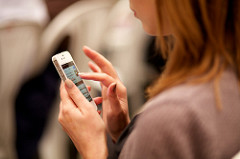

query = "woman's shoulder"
[
  {"left": 120, "top": 81, "right": 211, "bottom": 158},
  {"left": 141, "top": 81, "right": 213, "bottom": 119},
  {"left": 119, "top": 69, "right": 240, "bottom": 159},
  {"left": 120, "top": 90, "right": 206, "bottom": 158},
  {"left": 142, "top": 67, "right": 239, "bottom": 117}
]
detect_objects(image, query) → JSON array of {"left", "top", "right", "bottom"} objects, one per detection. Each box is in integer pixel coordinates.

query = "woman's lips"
[
  {"left": 130, "top": 6, "right": 139, "bottom": 18},
  {"left": 134, "top": 11, "right": 137, "bottom": 17},
  {"left": 132, "top": 10, "right": 138, "bottom": 18}
]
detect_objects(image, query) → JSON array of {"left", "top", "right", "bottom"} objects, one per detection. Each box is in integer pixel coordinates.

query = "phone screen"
[{"left": 62, "top": 61, "right": 92, "bottom": 102}]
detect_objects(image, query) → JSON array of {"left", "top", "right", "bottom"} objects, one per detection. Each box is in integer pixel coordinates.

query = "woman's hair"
[{"left": 146, "top": 0, "right": 240, "bottom": 106}]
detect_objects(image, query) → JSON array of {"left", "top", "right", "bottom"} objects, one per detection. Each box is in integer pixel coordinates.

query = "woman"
[{"left": 58, "top": 0, "right": 240, "bottom": 158}]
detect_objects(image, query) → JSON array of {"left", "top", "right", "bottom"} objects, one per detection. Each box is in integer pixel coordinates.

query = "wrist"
[
  {"left": 111, "top": 117, "right": 131, "bottom": 143},
  {"left": 83, "top": 147, "right": 108, "bottom": 159},
  {"left": 80, "top": 136, "right": 108, "bottom": 159}
]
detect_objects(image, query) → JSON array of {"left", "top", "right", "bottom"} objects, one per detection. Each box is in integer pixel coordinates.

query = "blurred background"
[{"left": 0, "top": 0, "right": 239, "bottom": 159}]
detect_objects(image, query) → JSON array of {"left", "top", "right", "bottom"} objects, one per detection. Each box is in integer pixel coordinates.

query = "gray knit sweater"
[{"left": 119, "top": 69, "right": 240, "bottom": 159}]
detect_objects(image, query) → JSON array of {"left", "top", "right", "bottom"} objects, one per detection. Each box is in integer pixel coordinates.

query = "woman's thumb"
[{"left": 107, "top": 83, "right": 121, "bottom": 111}]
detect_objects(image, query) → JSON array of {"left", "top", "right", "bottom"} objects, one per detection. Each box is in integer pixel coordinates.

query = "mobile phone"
[{"left": 52, "top": 51, "right": 97, "bottom": 110}]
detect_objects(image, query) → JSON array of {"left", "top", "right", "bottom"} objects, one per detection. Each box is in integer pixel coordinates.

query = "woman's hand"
[
  {"left": 80, "top": 46, "right": 130, "bottom": 142},
  {"left": 59, "top": 80, "right": 108, "bottom": 159}
]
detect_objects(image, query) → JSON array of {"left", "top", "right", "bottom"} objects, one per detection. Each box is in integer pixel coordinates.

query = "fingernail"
[
  {"left": 65, "top": 79, "right": 73, "bottom": 89},
  {"left": 78, "top": 73, "right": 85, "bottom": 76},
  {"left": 112, "top": 83, "right": 117, "bottom": 93},
  {"left": 83, "top": 46, "right": 91, "bottom": 51}
]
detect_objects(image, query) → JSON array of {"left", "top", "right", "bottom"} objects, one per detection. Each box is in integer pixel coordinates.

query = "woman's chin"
[{"left": 143, "top": 27, "right": 158, "bottom": 36}]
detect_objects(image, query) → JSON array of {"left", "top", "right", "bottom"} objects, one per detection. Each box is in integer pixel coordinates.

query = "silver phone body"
[{"left": 52, "top": 51, "right": 97, "bottom": 110}]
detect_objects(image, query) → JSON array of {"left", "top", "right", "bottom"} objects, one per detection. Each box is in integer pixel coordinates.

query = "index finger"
[{"left": 83, "top": 46, "right": 118, "bottom": 79}]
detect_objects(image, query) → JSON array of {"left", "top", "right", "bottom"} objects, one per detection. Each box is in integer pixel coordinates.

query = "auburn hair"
[{"left": 146, "top": 0, "right": 240, "bottom": 105}]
